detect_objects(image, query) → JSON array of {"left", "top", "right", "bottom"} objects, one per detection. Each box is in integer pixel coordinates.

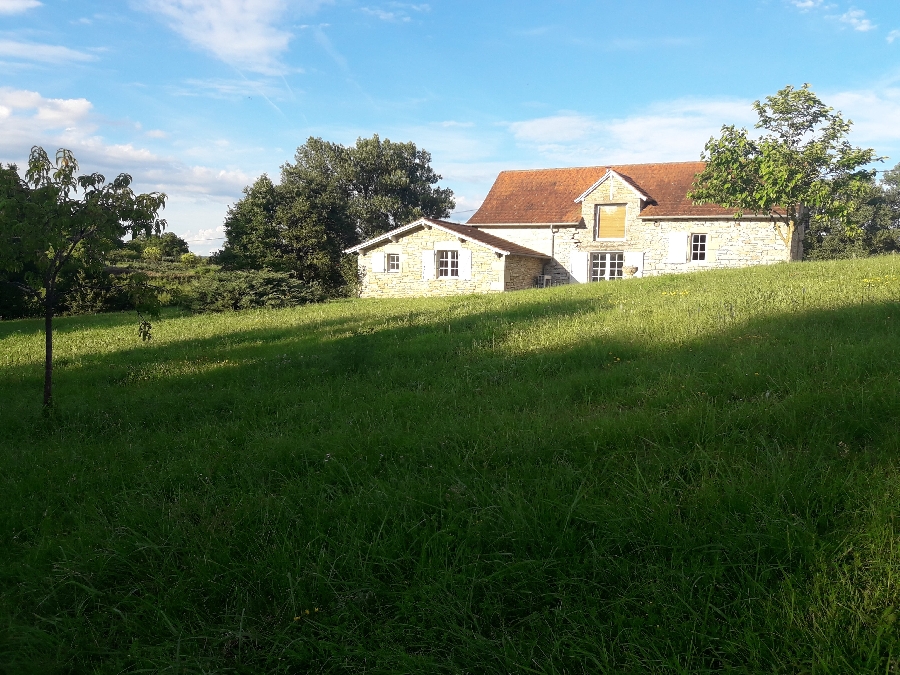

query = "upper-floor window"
[
  {"left": 438, "top": 250, "right": 459, "bottom": 278},
  {"left": 594, "top": 204, "right": 626, "bottom": 240},
  {"left": 387, "top": 253, "right": 400, "bottom": 272},
  {"left": 691, "top": 234, "right": 707, "bottom": 261},
  {"left": 590, "top": 252, "right": 623, "bottom": 281}
]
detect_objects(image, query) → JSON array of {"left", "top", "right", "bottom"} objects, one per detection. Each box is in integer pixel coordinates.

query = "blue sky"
[{"left": 2, "top": 0, "right": 899, "bottom": 253}]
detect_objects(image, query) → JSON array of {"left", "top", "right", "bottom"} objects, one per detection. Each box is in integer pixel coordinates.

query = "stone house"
[{"left": 347, "top": 161, "right": 802, "bottom": 298}]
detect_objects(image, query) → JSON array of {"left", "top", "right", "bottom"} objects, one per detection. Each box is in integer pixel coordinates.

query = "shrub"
[
  {"left": 179, "top": 269, "right": 326, "bottom": 313},
  {"left": 143, "top": 246, "right": 162, "bottom": 261},
  {"left": 180, "top": 253, "right": 199, "bottom": 267}
]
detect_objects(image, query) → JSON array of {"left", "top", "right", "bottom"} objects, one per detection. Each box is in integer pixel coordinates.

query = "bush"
[
  {"left": 143, "top": 247, "right": 162, "bottom": 261},
  {"left": 180, "top": 253, "right": 199, "bottom": 267},
  {"left": 106, "top": 248, "right": 141, "bottom": 263},
  {"left": 179, "top": 269, "right": 326, "bottom": 313}
]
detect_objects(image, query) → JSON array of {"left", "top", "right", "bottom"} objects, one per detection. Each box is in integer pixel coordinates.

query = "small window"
[
  {"left": 387, "top": 253, "right": 400, "bottom": 272},
  {"left": 691, "top": 234, "right": 707, "bottom": 261},
  {"left": 590, "top": 252, "right": 623, "bottom": 281},
  {"left": 438, "top": 250, "right": 459, "bottom": 278},
  {"left": 595, "top": 204, "right": 626, "bottom": 240}
]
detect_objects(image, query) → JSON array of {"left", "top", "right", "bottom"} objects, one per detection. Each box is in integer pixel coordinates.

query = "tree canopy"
[
  {"left": 0, "top": 146, "right": 166, "bottom": 406},
  {"left": 216, "top": 135, "right": 455, "bottom": 289},
  {"left": 689, "top": 84, "right": 881, "bottom": 254}
]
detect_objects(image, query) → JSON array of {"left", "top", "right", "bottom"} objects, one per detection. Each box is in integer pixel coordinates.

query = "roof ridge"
[{"left": 497, "top": 160, "right": 705, "bottom": 174}]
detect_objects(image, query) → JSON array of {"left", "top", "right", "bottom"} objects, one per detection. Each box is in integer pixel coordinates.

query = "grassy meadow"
[{"left": 3, "top": 256, "right": 900, "bottom": 673}]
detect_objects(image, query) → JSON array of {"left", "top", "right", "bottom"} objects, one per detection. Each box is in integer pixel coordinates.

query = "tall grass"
[{"left": 2, "top": 256, "right": 900, "bottom": 673}]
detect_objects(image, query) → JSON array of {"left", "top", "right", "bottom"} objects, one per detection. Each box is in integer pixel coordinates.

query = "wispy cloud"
[
  {"left": 137, "top": 0, "right": 330, "bottom": 75},
  {"left": 789, "top": 0, "right": 824, "bottom": 9},
  {"left": 887, "top": 29, "right": 900, "bottom": 43},
  {"left": 0, "top": 39, "right": 97, "bottom": 64},
  {"left": 313, "top": 25, "right": 348, "bottom": 71},
  {"left": 171, "top": 77, "right": 285, "bottom": 99},
  {"left": 507, "top": 99, "right": 754, "bottom": 165},
  {"left": 361, "top": 3, "right": 429, "bottom": 22},
  {"left": 0, "top": 0, "right": 41, "bottom": 14},
  {"left": 838, "top": 8, "right": 876, "bottom": 32}
]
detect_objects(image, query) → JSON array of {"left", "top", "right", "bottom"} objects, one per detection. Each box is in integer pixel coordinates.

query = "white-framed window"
[
  {"left": 691, "top": 234, "right": 707, "bottom": 261},
  {"left": 594, "top": 204, "right": 627, "bottom": 241},
  {"left": 438, "top": 250, "right": 459, "bottom": 278},
  {"left": 387, "top": 253, "right": 400, "bottom": 272},
  {"left": 590, "top": 252, "right": 623, "bottom": 281}
]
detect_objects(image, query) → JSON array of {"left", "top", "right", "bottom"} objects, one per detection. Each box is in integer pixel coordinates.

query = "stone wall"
[
  {"left": 358, "top": 224, "right": 505, "bottom": 298},
  {"left": 473, "top": 173, "right": 803, "bottom": 283},
  {"left": 504, "top": 255, "right": 545, "bottom": 291}
]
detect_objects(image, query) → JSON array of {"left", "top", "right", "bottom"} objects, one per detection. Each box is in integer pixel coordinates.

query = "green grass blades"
[{"left": 2, "top": 256, "right": 900, "bottom": 673}]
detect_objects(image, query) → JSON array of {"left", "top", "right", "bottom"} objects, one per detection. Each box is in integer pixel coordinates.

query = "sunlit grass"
[{"left": 2, "top": 256, "right": 900, "bottom": 673}]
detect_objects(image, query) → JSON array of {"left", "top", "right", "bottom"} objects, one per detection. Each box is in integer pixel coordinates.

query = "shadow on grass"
[{"left": 2, "top": 291, "right": 900, "bottom": 673}]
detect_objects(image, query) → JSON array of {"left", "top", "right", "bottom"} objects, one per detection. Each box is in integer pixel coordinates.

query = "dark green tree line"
[{"left": 216, "top": 134, "right": 455, "bottom": 290}]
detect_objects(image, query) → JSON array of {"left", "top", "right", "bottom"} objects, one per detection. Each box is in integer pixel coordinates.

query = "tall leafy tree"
[
  {"left": 343, "top": 134, "right": 455, "bottom": 240},
  {"left": 689, "top": 84, "right": 881, "bottom": 257},
  {"left": 0, "top": 147, "right": 166, "bottom": 406},
  {"left": 218, "top": 135, "right": 454, "bottom": 289}
]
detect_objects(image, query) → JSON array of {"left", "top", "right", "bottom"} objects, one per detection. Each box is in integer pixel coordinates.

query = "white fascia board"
[
  {"left": 469, "top": 222, "right": 579, "bottom": 227},
  {"left": 574, "top": 170, "right": 650, "bottom": 203},
  {"left": 638, "top": 214, "right": 770, "bottom": 221},
  {"left": 343, "top": 219, "right": 429, "bottom": 254},
  {"left": 344, "top": 217, "right": 513, "bottom": 257}
]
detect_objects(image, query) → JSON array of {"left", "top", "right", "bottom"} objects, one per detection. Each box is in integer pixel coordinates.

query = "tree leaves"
[
  {"left": 218, "top": 134, "right": 455, "bottom": 290},
  {"left": 689, "top": 84, "right": 881, "bottom": 241}
]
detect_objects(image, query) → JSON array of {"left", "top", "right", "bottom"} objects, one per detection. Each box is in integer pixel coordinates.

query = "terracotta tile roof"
[
  {"left": 467, "top": 162, "right": 737, "bottom": 223},
  {"left": 467, "top": 167, "right": 606, "bottom": 224},
  {"left": 424, "top": 219, "right": 549, "bottom": 258}
]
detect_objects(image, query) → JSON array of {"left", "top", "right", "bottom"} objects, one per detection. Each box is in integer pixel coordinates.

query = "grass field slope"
[{"left": 3, "top": 257, "right": 900, "bottom": 673}]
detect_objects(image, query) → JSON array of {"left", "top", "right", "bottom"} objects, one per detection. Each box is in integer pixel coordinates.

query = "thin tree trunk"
[{"left": 43, "top": 293, "right": 53, "bottom": 407}]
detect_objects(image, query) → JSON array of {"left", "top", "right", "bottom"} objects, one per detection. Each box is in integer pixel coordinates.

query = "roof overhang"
[
  {"left": 574, "top": 169, "right": 650, "bottom": 203},
  {"left": 344, "top": 218, "right": 549, "bottom": 258}
]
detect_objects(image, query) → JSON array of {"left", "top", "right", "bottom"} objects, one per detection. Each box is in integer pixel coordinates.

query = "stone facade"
[
  {"left": 472, "top": 172, "right": 803, "bottom": 282},
  {"left": 357, "top": 223, "right": 544, "bottom": 298},
  {"left": 504, "top": 254, "right": 545, "bottom": 291}
]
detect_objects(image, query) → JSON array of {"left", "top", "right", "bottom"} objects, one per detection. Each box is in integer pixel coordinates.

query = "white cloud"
[
  {"left": 828, "top": 87, "right": 900, "bottom": 147},
  {"left": 508, "top": 99, "right": 753, "bottom": 165},
  {"left": 145, "top": 129, "right": 169, "bottom": 139},
  {"left": 0, "top": 0, "right": 41, "bottom": 13},
  {"left": 839, "top": 8, "right": 876, "bottom": 32},
  {"left": 888, "top": 30, "right": 900, "bottom": 43},
  {"left": 138, "top": 0, "right": 329, "bottom": 75},
  {"left": 0, "top": 87, "right": 254, "bottom": 254},
  {"left": 0, "top": 39, "right": 97, "bottom": 64},
  {"left": 361, "top": 3, "right": 429, "bottom": 22},
  {"left": 790, "top": 0, "right": 823, "bottom": 9},
  {"left": 361, "top": 7, "right": 409, "bottom": 22}
]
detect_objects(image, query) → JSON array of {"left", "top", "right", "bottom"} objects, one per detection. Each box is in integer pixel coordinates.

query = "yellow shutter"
[{"left": 598, "top": 205, "right": 626, "bottom": 239}]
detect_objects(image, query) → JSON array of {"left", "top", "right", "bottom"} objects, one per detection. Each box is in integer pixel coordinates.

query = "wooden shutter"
[
  {"left": 569, "top": 250, "right": 589, "bottom": 283},
  {"left": 623, "top": 251, "right": 644, "bottom": 277},
  {"left": 371, "top": 251, "right": 386, "bottom": 273},
  {"left": 666, "top": 233, "right": 688, "bottom": 263},
  {"left": 597, "top": 205, "right": 626, "bottom": 239},
  {"left": 458, "top": 249, "right": 472, "bottom": 280},
  {"left": 422, "top": 250, "right": 435, "bottom": 279}
]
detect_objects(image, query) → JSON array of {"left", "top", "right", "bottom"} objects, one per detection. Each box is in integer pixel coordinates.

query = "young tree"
[
  {"left": 689, "top": 84, "right": 881, "bottom": 258},
  {"left": 0, "top": 147, "right": 166, "bottom": 406}
]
